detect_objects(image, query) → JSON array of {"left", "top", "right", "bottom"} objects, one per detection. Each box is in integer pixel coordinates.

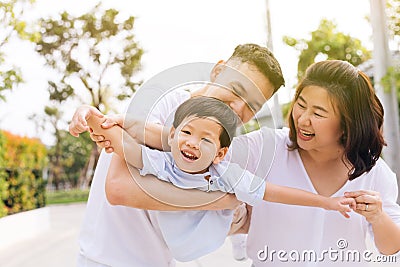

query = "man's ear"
[
  {"left": 210, "top": 60, "right": 226, "bottom": 82},
  {"left": 213, "top": 147, "right": 228, "bottom": 165},
  {"left": 168, "top": 127, "right": 176, "bottom": 147}
]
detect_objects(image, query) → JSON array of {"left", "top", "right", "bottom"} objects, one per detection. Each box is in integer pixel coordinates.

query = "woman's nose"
[{"left": 298, "top": 111, "right": 311, "bottom": 126}]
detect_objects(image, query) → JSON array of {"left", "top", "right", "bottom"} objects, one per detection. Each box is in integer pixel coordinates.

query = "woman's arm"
[
  {"left": 345, "top": 190, "right": 400, "bottom": 255},
  {"left": 106, "top": 154, "right": 241, "bottom": 210}
]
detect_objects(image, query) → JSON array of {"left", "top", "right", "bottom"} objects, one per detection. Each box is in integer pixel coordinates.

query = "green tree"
[
  {"left": 0, "top": 0, "right": 38, "bottom": 102},
  {"left": 387, "top": 0, "right": 400, "bottom": 46},
  {"left": 47, "top": 130, "right": 92, "bottom": 189},
  {"left": 283, "top": 19, "right": 371, "bottom": 80},
  {"left": 386, "top": 0, "right": 400, "bottom": 109},
  {"left": 33, "top": 4, "right": 143, "bottom": 188}
]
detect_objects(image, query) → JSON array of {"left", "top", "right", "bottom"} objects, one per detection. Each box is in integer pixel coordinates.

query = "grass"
[{"left": 46, "top": 189, "right": 90, "bottom": 205}]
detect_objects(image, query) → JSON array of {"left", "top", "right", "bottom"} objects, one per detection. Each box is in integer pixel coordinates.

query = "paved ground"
[
  {"left": 0, "top": 203, "right": 86, "bottom": 267},
  {"left": 0, "top": 203, "right": 251, "bottom": 267},
  {"left": 0, "top": 203, "right": 397, "bottom": 267}
]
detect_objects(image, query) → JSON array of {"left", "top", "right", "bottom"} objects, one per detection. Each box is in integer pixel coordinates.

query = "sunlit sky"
[{"left": 0, "top": 0, "right": 372, "bottom": 145}]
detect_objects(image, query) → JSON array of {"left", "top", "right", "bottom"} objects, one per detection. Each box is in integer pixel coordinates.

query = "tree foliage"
[
  {"left": 47, "top": 130, "right": 93, "bottom": 189},
  {"left": 34, "top": 3, "right": 143, "bottom": 112},
  {"left": 0, "top": 131, "right": 47, "bottom": 218},
  {"left": 387, "top": 0, "right": 400, "bottom": 46},
  {"left": 0, "top": 0, "right": 37, "bottom": 102},
  {"left": 283, "top": 19, "right": 371, "bottom": 79},
  {"left": 33, "top": 3, "right": 143, "bottom": 188}
]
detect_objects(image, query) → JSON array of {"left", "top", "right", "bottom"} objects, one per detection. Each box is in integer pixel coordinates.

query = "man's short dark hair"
[
  {"left": 229, "top": 43, "right": 285, "bottom": 93},
  {"left": 173, "top": 96, "right": 238, "bottom": 148}
]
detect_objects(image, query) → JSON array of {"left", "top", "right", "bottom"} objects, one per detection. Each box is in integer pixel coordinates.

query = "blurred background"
[{"left": 0, "top": 0, "right": 399, "bottom": 258}]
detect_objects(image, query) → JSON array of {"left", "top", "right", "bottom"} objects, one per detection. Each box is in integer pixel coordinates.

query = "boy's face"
[
  {"left": 168, "top": 116, "right": 228, "bottom": 174},
  {"left": 208, "top": 61, "right": 275, "bottom": 123}
]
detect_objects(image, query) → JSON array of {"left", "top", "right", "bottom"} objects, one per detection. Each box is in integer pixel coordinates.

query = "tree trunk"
[{"left": 78, "top": 143, "right": 100, "bottom": 189}]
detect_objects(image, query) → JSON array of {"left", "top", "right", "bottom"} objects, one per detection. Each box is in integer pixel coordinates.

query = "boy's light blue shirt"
[{"left": 139, "top": 146, "right": 266, "bottom": 261}]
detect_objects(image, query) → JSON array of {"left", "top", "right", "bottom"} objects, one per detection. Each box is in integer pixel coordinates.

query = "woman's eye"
[{"left": 297, "top": 102, "right": 305, "bottom": 109}]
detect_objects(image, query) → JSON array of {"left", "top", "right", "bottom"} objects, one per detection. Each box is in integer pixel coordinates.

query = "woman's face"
[{"left": 292, "top": 85, "right": 343, "bottom": 153}]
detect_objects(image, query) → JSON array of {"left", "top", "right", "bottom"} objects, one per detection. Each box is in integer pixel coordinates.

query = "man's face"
[{"left": 208, "top": 62, "right": 275, "bottom": 123}]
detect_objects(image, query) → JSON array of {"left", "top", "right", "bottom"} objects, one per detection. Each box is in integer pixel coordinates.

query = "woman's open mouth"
[{"left": 298, "top": 129, "right": 315, "bottom": 141}]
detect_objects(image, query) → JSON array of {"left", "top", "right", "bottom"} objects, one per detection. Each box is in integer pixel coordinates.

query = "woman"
[{"left": 229, "top": 60, "right": 400, "bottom": 266}]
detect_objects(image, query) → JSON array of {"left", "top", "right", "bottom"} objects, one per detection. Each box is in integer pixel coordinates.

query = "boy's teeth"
[{"left": 182, "top": 151, "right": 198, "bottom": 160}]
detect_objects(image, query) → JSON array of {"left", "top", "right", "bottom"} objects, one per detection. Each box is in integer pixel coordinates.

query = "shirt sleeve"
[
  {"left": 139, "top": 146, "right": 169, "bottom": 183},
  {"left": 367, "top": 159, "right": 400, "bottom": 256},
  {"left": 373, "top": 160, "right": 400, "bottom": 226},
  {"left": 216, "top": 162, "right": 266, "bottom": 206}
]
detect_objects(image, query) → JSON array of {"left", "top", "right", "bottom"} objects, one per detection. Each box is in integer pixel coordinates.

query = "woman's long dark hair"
[{"left": 287, "top": 60, "right": 385, "bottom": 180}]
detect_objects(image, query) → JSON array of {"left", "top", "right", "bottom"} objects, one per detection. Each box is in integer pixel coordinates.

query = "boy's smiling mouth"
[{"left": 181, "top": 150, "right": 199, "bottom": 161}]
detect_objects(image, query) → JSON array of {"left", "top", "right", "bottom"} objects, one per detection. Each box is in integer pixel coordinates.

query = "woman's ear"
[
  {"left": 210, "top": 60, "right": 226, "bottom": 82},
  {"left": 213, "top": 147, "right": 228, "bottom": 165}
]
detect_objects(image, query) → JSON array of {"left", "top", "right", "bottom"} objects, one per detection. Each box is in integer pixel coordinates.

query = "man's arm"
[{"left": 106, "top": 154, "right": 241, "bottom": 210}]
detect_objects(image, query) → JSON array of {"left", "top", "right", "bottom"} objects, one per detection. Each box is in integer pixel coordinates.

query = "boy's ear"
[
  {"left": 213, "top": 147, "right": 228, "bottom": 165},
  {"left": 168, "top": 127, "right": 176, "bottom": 146},
  {"left": 210, "top": 60, "right": 226, "bottom": 82}
]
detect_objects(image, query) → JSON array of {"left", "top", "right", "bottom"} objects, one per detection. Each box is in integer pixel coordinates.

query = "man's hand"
[{"left": 69, "top": 105, "right": 104, "bottom": 137}]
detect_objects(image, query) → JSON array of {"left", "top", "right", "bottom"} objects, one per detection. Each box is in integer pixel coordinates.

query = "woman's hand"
[
  {"left": 344, "top": 190, "right": 383, "bottom": 224},
  {"left": 345, "top": 190, "right": 400, "bottom": 255}
]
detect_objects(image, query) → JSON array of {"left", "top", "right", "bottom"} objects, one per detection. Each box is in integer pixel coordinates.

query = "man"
[{"left": 69, "top": 44, "right": 285, "bottom": 267}]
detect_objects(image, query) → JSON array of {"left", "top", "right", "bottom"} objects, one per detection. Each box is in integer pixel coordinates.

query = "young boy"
[{"left": 87, "top": 96, "right": 356, "bottom": 262}]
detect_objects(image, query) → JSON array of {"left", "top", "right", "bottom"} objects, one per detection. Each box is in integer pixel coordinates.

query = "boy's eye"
[
  {"left": 201, "top": 138, "right": 212, "bottom": 143},
  {"left": 181, "top": 130, "right": 191, "bottom": 135}
]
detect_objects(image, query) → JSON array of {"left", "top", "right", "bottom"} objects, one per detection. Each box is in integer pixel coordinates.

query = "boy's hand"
[
  {"left": 90, "top": 114, "right": 125, "bottom": 153},
  {"left": 69, "top": 105, "right": 104, "bottom": 137},
  {"left": 325, "top": 196, "right": 356, "bottom": 219}
]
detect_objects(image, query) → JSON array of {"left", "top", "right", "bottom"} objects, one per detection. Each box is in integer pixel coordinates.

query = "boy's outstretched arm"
[
  {"left": 264, "top": 182, "right": 356, "bottom": 218},
  {"left": 87, "top": 115, "right": 144, "bottom": 169},
  {"left": 90, "top": 115, "right": 171, "bottom": 152}
]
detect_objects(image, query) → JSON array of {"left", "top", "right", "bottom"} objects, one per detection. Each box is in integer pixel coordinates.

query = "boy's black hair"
[{"left": 173, "top": 96, "right": 238, "bottom": 148}]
